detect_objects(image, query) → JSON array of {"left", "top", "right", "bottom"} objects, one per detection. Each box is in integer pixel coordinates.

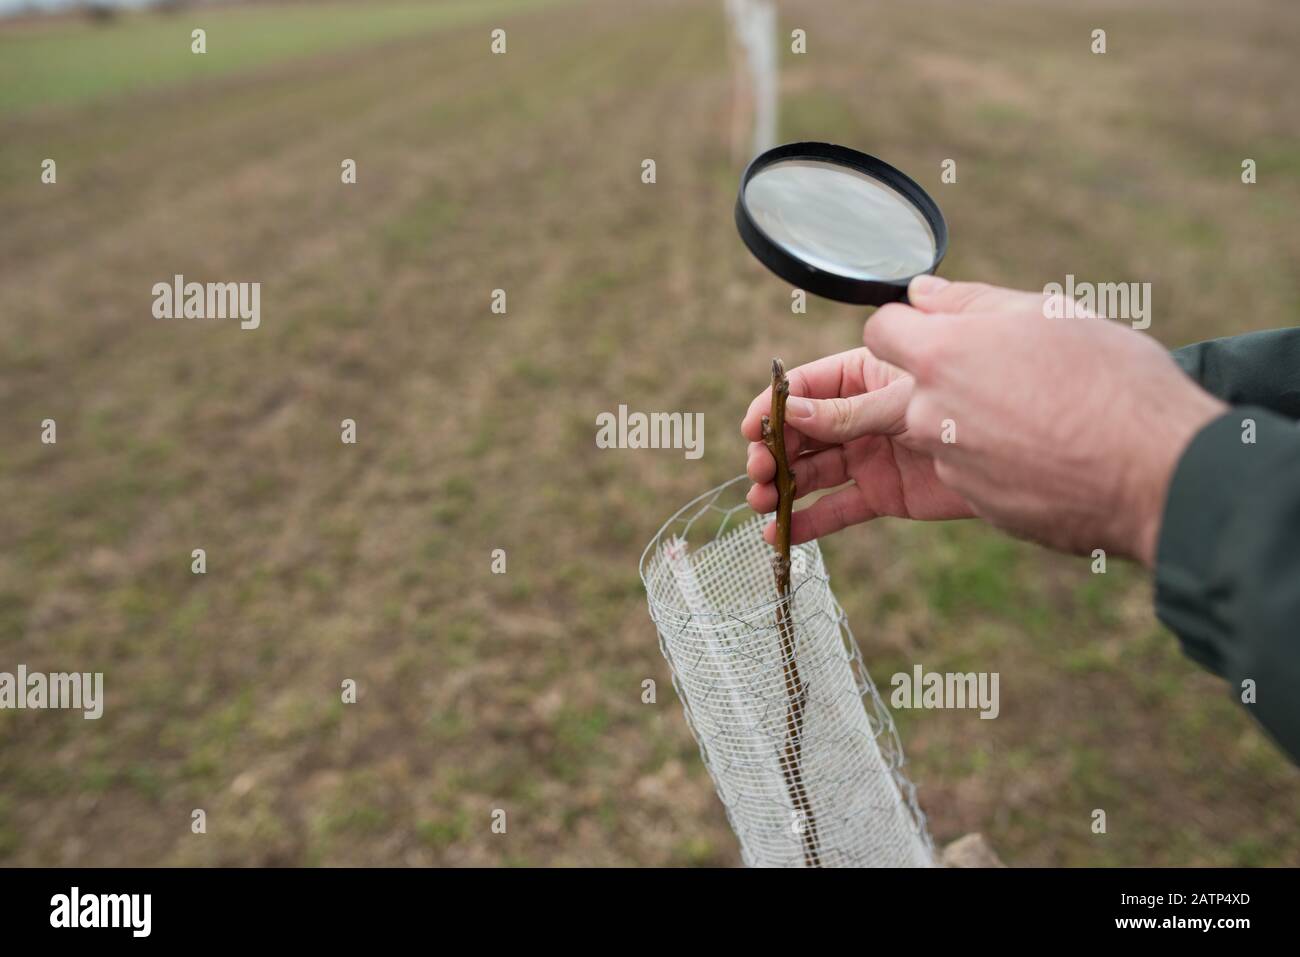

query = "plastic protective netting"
[{"left": 640, "top": 476, "right": 933, "bottom": 868}]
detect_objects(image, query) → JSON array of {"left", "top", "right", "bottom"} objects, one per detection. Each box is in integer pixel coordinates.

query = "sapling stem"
[{"left": 760, "top": 357, "right": 822, "bottom": 866}]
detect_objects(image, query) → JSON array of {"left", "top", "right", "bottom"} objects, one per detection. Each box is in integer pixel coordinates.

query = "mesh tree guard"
[{"left": 641, "top": 476, "right": 934, "bottom": 867}]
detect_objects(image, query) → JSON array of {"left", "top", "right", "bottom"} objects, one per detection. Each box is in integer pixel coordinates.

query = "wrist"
[{"left": 1128, "top": 388, "right": 1228, "bottom": 567}]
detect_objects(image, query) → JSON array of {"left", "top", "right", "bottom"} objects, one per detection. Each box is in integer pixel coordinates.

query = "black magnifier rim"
[{"left": 735, "top": 141, "right": 948, "bottom": 306}]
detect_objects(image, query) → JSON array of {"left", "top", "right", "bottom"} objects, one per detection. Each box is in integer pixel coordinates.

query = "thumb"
[
  {"left": 908, "top": 275, "right": 1046, "bottom": 315},
  {"left": 782, "top": 377, "right": 912, "bottom": 444}
]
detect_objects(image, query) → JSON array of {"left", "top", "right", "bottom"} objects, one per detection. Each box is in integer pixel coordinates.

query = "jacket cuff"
[{"left": 1153, "top": 407, "right": 1294, "bottom": 677}]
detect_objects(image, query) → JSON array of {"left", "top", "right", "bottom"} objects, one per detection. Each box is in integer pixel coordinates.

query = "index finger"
[{"left": 861, "top": 303, "right": 949, "bottom": 377}]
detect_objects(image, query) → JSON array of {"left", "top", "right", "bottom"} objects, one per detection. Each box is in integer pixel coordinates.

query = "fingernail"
[
  {"left": 786, "top": 397, "right": 814, "bottom": 420},
  {"left": 909, "top": 274, "right": 949, "bottom": 298}
]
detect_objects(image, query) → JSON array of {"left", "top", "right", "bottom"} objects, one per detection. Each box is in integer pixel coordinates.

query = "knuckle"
[
  {"left": 828, "top": 494, "right": 850, "bottom": 527},
  {"left": 828, "top": 396, "right": 855, "bottom": 434},
  {"left": 908, "top": 343, "right": 939, "bottom": 381},
  {"left": 865, "top": 304, "right": 905, "bottom": 346},
  {"left": 932, "top": 457, "right": 959, "bottom": 485},
  {"left": 950, "top": 281, "right": 993, "bottom": 310},
  {"left": 802, "top": 455, "right": 821, "bottom": 490},
  {"left": 905, "top": 397, "right": 940, "bottom": 446},
  {"left": 874, "top": 302, "right": 910, "bottom": 323}
]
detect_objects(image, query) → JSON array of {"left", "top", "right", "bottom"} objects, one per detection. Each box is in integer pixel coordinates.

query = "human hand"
[
  {"left": 859, "top": 276, "right": 1228, "bottom": 565},
  {"left": 741, "top": 345, "right": 976, "bottom": 547}
]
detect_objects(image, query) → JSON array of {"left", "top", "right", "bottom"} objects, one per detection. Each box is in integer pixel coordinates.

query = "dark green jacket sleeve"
[
  {"left": 1157, "top": 329, "right": 1300, "bottom": 762},
  {"left": 1171, "top": 328, "right": 1300, "bottom": 418}
]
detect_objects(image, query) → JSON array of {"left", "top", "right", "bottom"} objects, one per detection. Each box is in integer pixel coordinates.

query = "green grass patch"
[{"left": 0, "top": 0, "right": 571, "bottom": 117}]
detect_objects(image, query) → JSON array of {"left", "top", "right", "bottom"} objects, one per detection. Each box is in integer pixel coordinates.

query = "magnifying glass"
[{"left": 735, "top": 142, "right": 948, "bottom": 306}]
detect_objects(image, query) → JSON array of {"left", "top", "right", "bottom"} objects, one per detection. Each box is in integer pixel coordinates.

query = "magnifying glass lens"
[
  {"left": 744, "top": 160, "right": 936, "bottom": 282},
  {"left": 735, "top": 143, "right": 948, "bottom": 306}
]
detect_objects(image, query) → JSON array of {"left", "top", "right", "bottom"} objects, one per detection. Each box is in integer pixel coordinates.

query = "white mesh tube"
[{"left": 641, "top": 476, "right": 934, "bottom": 867}]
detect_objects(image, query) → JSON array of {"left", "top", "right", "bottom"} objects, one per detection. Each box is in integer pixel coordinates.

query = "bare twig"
[{"left": 760, "top": 358, "right": 821, "bottom": 866}]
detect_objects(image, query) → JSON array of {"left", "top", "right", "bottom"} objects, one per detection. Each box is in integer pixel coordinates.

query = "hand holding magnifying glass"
[{"left": 735, "top": 149, "right": 1224, "bottom": 561}]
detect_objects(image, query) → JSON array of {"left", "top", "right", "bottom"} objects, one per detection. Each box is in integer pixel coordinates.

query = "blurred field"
[
  {"left": 0, "top": 0, "right": 564, "bottom": 116},
  {"left": 1, "top": 0, "right": 1298, "bottom": 866}
]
